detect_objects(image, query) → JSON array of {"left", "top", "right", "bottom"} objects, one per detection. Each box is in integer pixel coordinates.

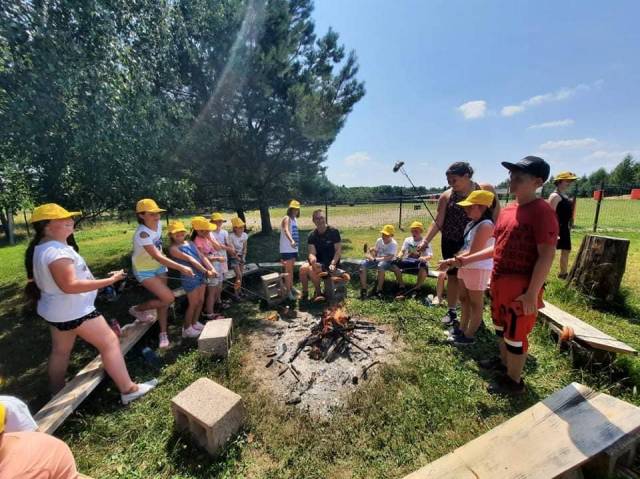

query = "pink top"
[{"left": 194, "top": 235, "right": 214, "bottom": 256}]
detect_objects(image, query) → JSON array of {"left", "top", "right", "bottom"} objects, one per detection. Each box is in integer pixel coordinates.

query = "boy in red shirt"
[{"left": 453, "top": 156, "right": 558, "bottom": 395}]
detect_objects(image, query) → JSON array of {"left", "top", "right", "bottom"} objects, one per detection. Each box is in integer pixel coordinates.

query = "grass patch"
[{"left": 1, "top": 220, "right": 639, "bottom": 477}]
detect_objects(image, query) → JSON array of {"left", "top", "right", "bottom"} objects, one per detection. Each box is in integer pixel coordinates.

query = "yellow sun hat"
[
  {"left": 457, "top": 190, "right": 495, "bottom": 207},
  {"left": 192, "top": 216, "right": 217, "bottom": 231},
  {"left": 554, "top": 171, "right": 578, "bottom": 182},
  {"left": 136, "top": 198, "right": 166, "bottom": 214},
  {"left": 168, "top": 220, "right": 187, "bottom": 235},
  {"left": 0, "top": 402, "right": 6, "bottom": 433},
  {"left": 231, "top": 217, "right": 245, "bottom": 228},
  {"left": 380, "top": 224, "right": 395, "bottom": 236},
  {"left": 288, "top": 199, "right": 301, "bottom": 209},
  {"left": 210, "top": 212, "right": 226, "bottom": 222},
  {"left": 409, "top": 221, "right": 424, "bottom": 232},
  {"left": 30, "top": 203, "right": 82, "bottom": 223}
]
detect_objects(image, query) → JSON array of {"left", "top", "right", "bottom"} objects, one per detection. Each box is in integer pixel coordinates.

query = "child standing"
[
  {"left": 228, "top": 217, "right": 249, "bottom": 299},
  {"left": 168, "top": 220, "right": 215, "bottom": 338},
  {"left": 129, "top": 199, "right": 195, "bottom": 349},
  {"left": 191, "top": 217, "right": 225, "bottom": 320},
  {"left": 359, "top": 224, "right": 398, "bottom": 299},
  {"left": 455, "top": 157, "right": 558, "bottom": 394},
  {"left": 391, "top": 221, "right": 433, "bottom": 297},
  {"left": 548, "top": 172, "right": 577, "bottom": 278},
  {"left": 279, "top": 200, "right": 301, "bottom": 300},
  {"left": 439, "top": 190, "right": 495, "bottom": 345},
  {"left": 210, "top": 212, "right": 236, "bottom": 307}
]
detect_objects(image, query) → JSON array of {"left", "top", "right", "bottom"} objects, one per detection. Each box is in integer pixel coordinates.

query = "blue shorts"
[
  {"left": 393, "top": 258, "right": 428, "bottom": 272},
  {"left": 228, "top": 257, "right": 243, "bottom": 268},
  {"left": 281, "top": 252, "right": 298, "bottom": 261},
  {"left": 360, "top": 259, "right": 394, "bottom": 271},
  {"left": 134, "top": 266, "right": 168, "bottom": 283},
  {"left": 181, "top": 272, "right": 205, "bottom": 293}
]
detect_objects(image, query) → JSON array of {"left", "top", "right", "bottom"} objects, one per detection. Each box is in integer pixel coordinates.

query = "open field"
[{"left": 0, "top": 221, "right": 639, "bottom": 478}]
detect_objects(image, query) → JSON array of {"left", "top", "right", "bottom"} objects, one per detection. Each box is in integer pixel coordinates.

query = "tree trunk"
[
  {"left": 236, "top": 208, "right": 246, "bottom": 224},
  {"left": 259, "top": 204, "right": 273, "bottom": 234},
  {"left": 568, "top": 234, "right": 629, "bottom": 301},
  {"left": 7, "top": 210, "right": 15, "bottom": 245}
]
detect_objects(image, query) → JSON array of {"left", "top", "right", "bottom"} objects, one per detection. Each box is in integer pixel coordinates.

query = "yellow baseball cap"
[
  {"left": 380, "top": 224, "right": 395, "bottom": 236},
  {"left": 31, "top": 203, "right": 81, "bottom": 223},
  {"left": 457, "top": 190, "right": 495, "bottom": 207},
  {"left": 168, "top": 220, "right": 187, "bottom": 235},
  {"left": 409, "top": 221, "right": 424, "bottom": 232},
  {"left": 288, "top": 200, "right": 301, "bottom": 209},
  {"left": 192, "top": 216, "right": 217, "bottom": 231},
  {"left": 210, "top": 212, "right": 226, "bottom": 222},
  {"left": 136, "top": 198, "right": 166, "bottom": 214},
  {"left": 231, "top": 217, "right": 245, "bottom": 228},
  {"left": 554, "top": 171, "right": 578, "bottom": 181},
  {"left": 0, "top": 402, "right": 5, "bottom": 433}
]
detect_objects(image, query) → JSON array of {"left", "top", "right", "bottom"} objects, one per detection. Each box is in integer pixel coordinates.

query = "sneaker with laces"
[
  {"left": 441, "top": 310, "right": 458, "bottom": 326},
  {"left": 182, "top": 326, "right": 200, "bottom": 338},
  {"left": 192, "top": 322, "right": 205, "bottom": 332},
  {"left": 452, "top": 335, "right": 475, "bottom": 346},
  {"left": 487, "top": 375, "right": 525, "bottom": 395},
  {"left": 129, "top": 306, "right": 155, "bottom": 323},
  {"left": 158, "top": 332, "right": 170, "bottom": 349},
  {"left": 121, "top": 378, "right": 159, "bottom": 405}
]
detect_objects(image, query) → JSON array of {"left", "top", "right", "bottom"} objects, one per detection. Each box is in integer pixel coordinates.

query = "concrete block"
[
  {"left": 198, "top": 318, "right": 233, "bottom": 357},
  {"left": 171, "top": 378, "right": 245, "bottom": 456}
]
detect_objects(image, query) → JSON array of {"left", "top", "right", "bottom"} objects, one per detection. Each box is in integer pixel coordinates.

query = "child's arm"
[
  {"left": 456, "top": 245, "right": 494, "bottom": 265},
  {"left": 548, "top": 192, "right": 561, "bottom": 210},
  {"left": 242, "top": 238, "right": 248, "bottom": 260},
  {"left": 516, "top": 243, "right": 555, "bottom": 314},
  {"left": 49, "top": 260, "right": 125, "bottom": 294},
  {"left": 194, "top": 245, "right": 217, "bottom": 276},
  {"left": 467, "top": 223, "right": 494, "bottom": 254},
  {"left": 169, "top": 246, "right": 208, "bottom": 274},
  {"left": 419, "top": 244, "right": 433, "bottom": 262},
  {"left": 282, "top": 216, "right": 296, "bottom": 247},
  {"left": 143, "top": 244, "right": 194, "bottom": 276}
]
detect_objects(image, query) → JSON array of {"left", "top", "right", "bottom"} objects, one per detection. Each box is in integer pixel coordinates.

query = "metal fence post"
[
  {"left": 325, "top": 198, "right": 329, "bottom": 224},
  {"left": 593, "top": 180, "right": 604, "bottom": 233},
  {"left": 398, "top": 195, "right": 403, "bottom": 229}
]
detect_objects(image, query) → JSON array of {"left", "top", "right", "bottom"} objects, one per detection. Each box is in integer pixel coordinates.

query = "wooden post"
[
  {"left": 23, "top": 210, "right": 30, "bottom": 238},
  {"left": 398, "top": 195, "right": 403, "bottom": 229},
  {"left": 568, "top": 234, "right": 630, "bottom": 301},
  {"left": 593, "top": 180, "right": 604, "bottom": 232}
]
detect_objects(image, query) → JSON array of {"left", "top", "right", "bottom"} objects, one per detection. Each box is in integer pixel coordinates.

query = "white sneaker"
[
  {"left": 129, "top": 306, "right": 155, "bottom": 323},
  {"left": 121, "top": 379, "right": 159, "bottom": 405},
  {"left": 159, "top": 332, "right": 170, "bottom": 348},
  {"left": 182, "top": 326, "right": 200, "bottom": 338},
  {"left": 192, "top": 322, "right": 205, "bottom": 331}
]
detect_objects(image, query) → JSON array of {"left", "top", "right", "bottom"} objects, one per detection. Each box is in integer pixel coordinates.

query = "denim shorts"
[
  {"left": 360, "top": 259, "right": 394, "bottom": 271},
  {"left": 393, "top": 258, "right": 428, "bottom": 272},
  {"left": 181, "top": 272, "right": 205, "bottom": 293},
  {"left": 134, "top": 266, "right": 168, "bottom": 283},
  {"left": 281, "top": 252, "right": 298, "bottom": 261}
]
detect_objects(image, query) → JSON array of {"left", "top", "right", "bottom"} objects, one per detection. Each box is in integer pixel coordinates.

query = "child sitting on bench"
[
  {"left": 391, "top": 221, "right": 433, "bottom": 298},
  {"left": 359, "top": 224, "right": 397, "bottom": 299}
]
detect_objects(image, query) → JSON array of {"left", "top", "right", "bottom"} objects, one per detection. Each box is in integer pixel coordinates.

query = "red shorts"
[{"left": 490, "top": 275, "right": 544, "bottom": 354}]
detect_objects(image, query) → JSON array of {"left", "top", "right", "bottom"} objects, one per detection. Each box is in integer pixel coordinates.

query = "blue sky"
[{"left": 311, "top": 0, "right": 640, "bottom": 187}]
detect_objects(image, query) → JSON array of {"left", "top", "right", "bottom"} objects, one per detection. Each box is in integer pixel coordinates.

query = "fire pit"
[{"left": 247, "top": 306, "right": 398, "bottom": 416}]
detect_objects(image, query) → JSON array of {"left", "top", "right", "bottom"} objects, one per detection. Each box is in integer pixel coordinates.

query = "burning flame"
[{"left": 321, "top": 306, "right": 350, "bottom": 335}]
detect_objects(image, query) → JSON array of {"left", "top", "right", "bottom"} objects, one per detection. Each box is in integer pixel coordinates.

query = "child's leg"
[
  {"left": 185, "top": 289, "right": 200, "bottom": 329},
  {"left": 193, "top": 285, "right": 205, "bottom": 325},
  {"left": 205, "top": 285, "right": 216, "bottom": 315},
  {"left": 465, "top": 290, "right": 485, "bottom": 338},
  {"left": 359, "top": 262, "right": 369, "bottom": 289},
  {"left": 48, "top": 327, "right": 77, "bottom": 394},
  {"left": 436, "top": 272, "right": 446, "bottom": 301},
  {"left": 446, "top": 273, "right": 459, "bottom": 311},
  {"left": 560, "top": 249, "right": 570, "bottom": 275},
  {"left": 391, "top": 265, "right": 404, "bottom": 287},
  {"left": 458, "top": 280, "right": 470, "bottom": 332},
  {"left": 376, "top": 266, "right": 386, "bottom": 291},
  {"left": 416, "top": 266, "right": 427, "bottom": 289},
  {"left": 138, "top": 275, "right": 173, "bottom": 334},
  {"left": 507, "top": 351, "right": 527, "bottom": 383}
]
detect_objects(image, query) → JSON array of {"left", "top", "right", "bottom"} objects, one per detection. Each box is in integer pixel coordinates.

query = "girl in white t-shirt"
[
  {"left": 25, "top": 203, "right": 156, "bottom": 404},
  {"left": 439, "top": 191, "right": 495, "bottom": 345},
  {"left": 229, "top": 217, "right": 249, "bottom": 299},
  {"left": 192, "top": 217, "right": 226, "bottom": 320},
  {"left": 128, "top": 199, "right": 195, "bottom": 349}
]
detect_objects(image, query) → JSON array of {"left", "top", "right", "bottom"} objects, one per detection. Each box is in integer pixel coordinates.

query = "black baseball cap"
[{"left": 501, "top": 156, "right": 550, "bottom": 182}]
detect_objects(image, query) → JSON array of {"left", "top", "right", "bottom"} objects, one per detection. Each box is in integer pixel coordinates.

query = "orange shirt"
[{"left": 0, "top": 431, "right": 78, "bottom": 479}]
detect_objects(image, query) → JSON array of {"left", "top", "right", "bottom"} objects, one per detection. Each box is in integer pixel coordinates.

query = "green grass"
[{"left": 1, "top": 221, "right": 640, "bottom": 478}]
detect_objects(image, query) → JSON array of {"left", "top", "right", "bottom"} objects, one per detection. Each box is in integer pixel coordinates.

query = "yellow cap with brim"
[
  {"left": 136, "top": 198, "right": 166, "bottom": 214},
  {"left": 192, "top": 216, "right": 217, "bottom": 231},
  {"left": 231, "top": 217, "right": 245, "bottom": 228},
  {"left": 288, "top": 200, "right": 301, "bottom": 209},
  {"left": 210, "top": 212, "right": 226, "bottom": 222},
  {"left": 380, "top": 224, "right": 395, "bottom": 236},
  {"left": 31, "top": 203, "right": 81, "bottom": 223},
  {"left": 409, "top": 221, "right": 424, "bottom": 232},
  {"left": 457, "top": 190, "right": 495, "bottom": 207},
  {"left": 168, "top": 220, "right": 187, "bottom": 235},
  {"left": 554, "top": 171, "right": 578, "bottom": 181},
  {"left": 0, "top": 402, "right": 6, "bottom": 433}
]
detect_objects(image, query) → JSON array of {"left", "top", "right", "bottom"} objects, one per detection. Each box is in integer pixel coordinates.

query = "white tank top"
[
  {"left": 279, "top": 216, "right": 299, "bottom": 253},
  {"left": 460, "top": 219, "right": 494, "bottom": 271}
]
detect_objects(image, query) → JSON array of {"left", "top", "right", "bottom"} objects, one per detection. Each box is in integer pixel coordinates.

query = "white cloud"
[
  {"left": 343, "top": 152, "right": 372, "bottom": 167},
  {"left": 582, "top": 149, "right": 640, "bottom": 165},
  {"left": 539, "top": 138, "right": 599, "bottom": 150},
  {"left": 528, "top": 119, "right": 575, "bottom": 129},
  {"left": 457, "top": 100, "right": 487, "bottom": 120},
  {"left": 501, "top": 80, "right": 602, "bottom": 117}
]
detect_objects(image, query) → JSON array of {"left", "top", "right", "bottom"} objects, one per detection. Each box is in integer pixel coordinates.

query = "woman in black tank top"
[{"left": 548, "top": 172, "right": 577, "bottom": 278}]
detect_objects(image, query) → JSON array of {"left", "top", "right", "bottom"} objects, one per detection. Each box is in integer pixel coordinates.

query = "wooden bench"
[
  {"left": 404, "top": 382, "right": 640, "bottom": 479},
  {"left": 34, "top": 316, "right": 157, "bottom": 434},
  {"left": 539, "top": 301, "right": 637, "bottom": 355},
  {"left": 173, "top": 262, "right": 261, "bottom": 298}
]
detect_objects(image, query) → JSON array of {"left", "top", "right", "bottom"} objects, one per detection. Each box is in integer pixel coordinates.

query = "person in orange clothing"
[{"left": 0, "top": 403, "right": 78, "bottom": 478}]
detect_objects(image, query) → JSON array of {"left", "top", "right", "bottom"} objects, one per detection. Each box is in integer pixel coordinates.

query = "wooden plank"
[
  {"left": 404, "top": 382, "right": 640, "bottom": 479},
  {"left": 34, "top": 315, "right": 157, "bottom": 435},
  {"left": 341, "top": 258, "right": 440, "bottom": 278},
  {"left": 539, "top": 301, "right": 636, "bottom": 355},
  {"left": 173, "top": 263, "right": 261, "bottom": 298}
]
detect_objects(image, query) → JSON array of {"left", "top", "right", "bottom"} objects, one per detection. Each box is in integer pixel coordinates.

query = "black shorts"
[
  {"left": 441, "top": 237, "right": 464, "bottom": 276},
  {"left": 557, "top": 225, "right": 571, "bottom": 251},
  {"left": 46, "top": 309, "right": 101, "bottom": 331}
]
